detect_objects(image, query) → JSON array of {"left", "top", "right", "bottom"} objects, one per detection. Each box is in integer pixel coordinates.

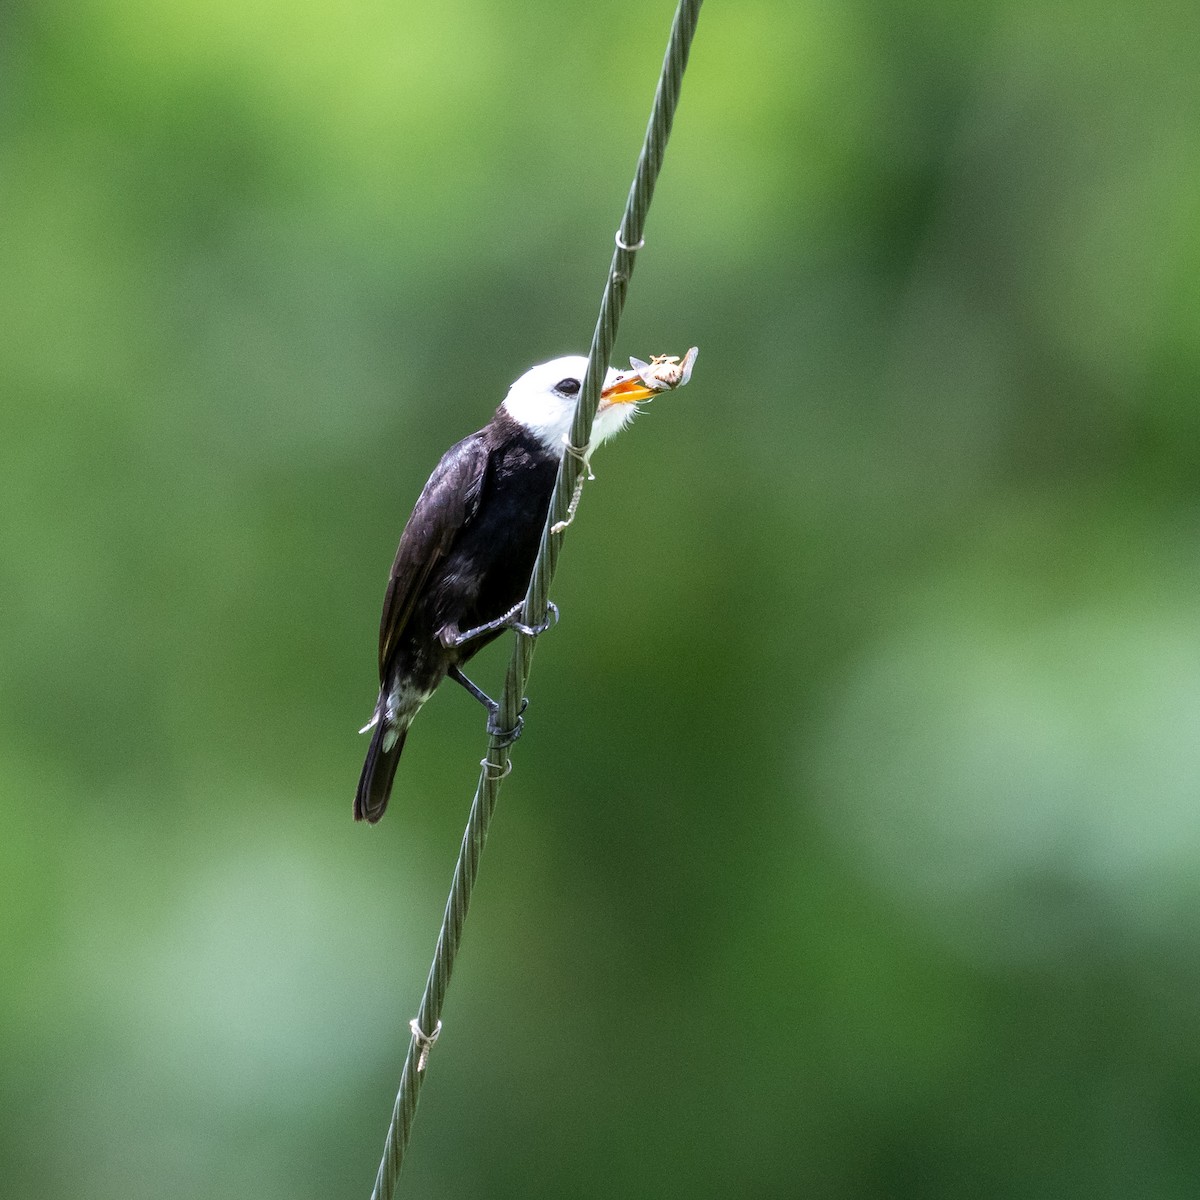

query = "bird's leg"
[
  {"left": 446, "top": 664, "right": 502, "bottom": 710},
  {"left": 438, "top": 601, "right": 559, "bottom": 648},
  {"left": 438, "top": 605, "right": 519, "bottom": 648},
  {"left": 447, "top": 665, "right": 528, "bottom": 746}
]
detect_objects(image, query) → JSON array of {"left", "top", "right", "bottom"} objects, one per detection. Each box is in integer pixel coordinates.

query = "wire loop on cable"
[
  {"left": 408, "top": 1019, "right": 442, "bottom": 1073},
  {"left": 480, "top": 757, "right": 512, "bottom": 781}
]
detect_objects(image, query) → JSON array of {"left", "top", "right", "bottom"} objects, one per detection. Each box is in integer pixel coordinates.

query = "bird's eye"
[{"left": 556, "top": 378, "right": 581, "bottom": 395}]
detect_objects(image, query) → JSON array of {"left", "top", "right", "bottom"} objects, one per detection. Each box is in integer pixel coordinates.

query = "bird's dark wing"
[{"left": 377, "top": 430, "right": 491, "bottom": 678}]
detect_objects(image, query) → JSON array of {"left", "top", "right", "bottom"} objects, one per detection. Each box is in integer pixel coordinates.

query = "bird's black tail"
[{"left": 354, "top": 719, "right": 408, "bottom": 824}]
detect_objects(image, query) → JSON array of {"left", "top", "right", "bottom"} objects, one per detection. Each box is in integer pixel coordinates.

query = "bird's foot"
[
  {"left": 439, "top": 601, "right": 559, "bottom": 648},
  {"left": 509, "top": 601, "right": 559, "bottom": 638},
  {"left": 449, "top": 665, "right": 528, "bottom": 744},
  {"left": 486, "top": 708, "right": 525, "bottom": 747}
]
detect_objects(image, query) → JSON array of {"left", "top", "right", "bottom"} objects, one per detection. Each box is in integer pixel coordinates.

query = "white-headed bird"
[{"left": 355, "top": 354, "right": 687, "bottom": 823}]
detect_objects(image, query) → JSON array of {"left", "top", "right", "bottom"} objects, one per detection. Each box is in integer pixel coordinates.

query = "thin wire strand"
[{"left": 368, "top": 3, "right": 703, "bottom": 1195}]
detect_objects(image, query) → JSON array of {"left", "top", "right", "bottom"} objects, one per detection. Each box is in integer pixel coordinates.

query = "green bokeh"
[{"left": 4, "top": 0, "right": 1200, "bottom": 1195}]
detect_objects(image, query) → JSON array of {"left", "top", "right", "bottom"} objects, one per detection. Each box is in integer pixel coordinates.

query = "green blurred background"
[{"left": 4, "top": 0, "right": 1200, "bottom": 1195}]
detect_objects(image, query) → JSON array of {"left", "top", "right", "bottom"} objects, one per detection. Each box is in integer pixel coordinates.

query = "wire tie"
[
  {"left": 615, "top": 229, "right": 645, "bottom": 252},
  {"left": 480, "top": 756, "right": 512, "bottom": 781},
  {"left": 560, "top": 434, "right": 595, "bottom": 480},
  {"left": 551, "top": 472, "right": 587, "bottom": 535},
  {"left": 409, "top": 1018, "right": 442, "bottom": 1072}
]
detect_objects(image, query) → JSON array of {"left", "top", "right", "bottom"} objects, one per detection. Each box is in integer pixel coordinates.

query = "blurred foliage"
[{"left": 3, "top": 0, "right": 1200, "bottom": 1195}]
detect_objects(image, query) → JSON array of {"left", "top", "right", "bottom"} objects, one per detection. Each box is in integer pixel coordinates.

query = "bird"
[{"left": 354, "top": 354, "right": 661, "bottom": 824}]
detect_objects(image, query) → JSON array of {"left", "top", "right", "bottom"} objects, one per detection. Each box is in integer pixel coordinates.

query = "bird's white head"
[{"left": 501, "top": 355, "right": 658, "bottom": 456}]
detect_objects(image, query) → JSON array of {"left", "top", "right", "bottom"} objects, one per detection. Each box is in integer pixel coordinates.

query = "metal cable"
[{"left": 369, "top": 3, "right": 703, "bottom": 1194}]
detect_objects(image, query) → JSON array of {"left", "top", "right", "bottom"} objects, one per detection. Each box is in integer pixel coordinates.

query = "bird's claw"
[
  {"left": 487, "top": 710, "right": 524, "bottom": 746},
  {"left": 511, "top": 601, "right": 559, "bottom": 638}
]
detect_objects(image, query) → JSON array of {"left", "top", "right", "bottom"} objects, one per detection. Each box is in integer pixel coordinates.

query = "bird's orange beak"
[{"left": 598, "top": 373, "right": 659, "bottom": 407}]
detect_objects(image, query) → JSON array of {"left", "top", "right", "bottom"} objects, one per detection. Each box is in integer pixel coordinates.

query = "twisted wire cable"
[{"left": 369, "top": 3, "right": 703, "bottom": 1194}]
